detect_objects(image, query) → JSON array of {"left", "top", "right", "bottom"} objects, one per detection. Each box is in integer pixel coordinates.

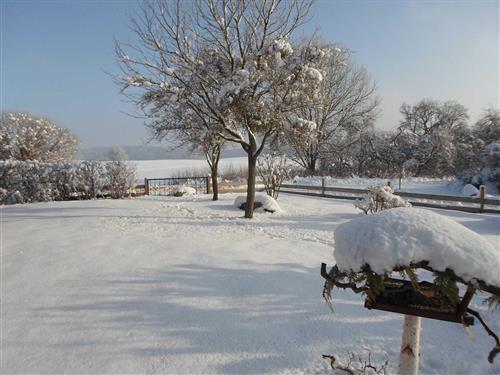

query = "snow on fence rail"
[{"left": 280, "top": 181, "right": 500, "bottom": 214}]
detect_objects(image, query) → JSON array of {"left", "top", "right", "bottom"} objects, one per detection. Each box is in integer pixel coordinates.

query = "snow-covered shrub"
[
  {"left": 257, "top": 152, "right": 290, "bottom": 199},
  {"left": 234, "top": 194, "right": 282, "bottom": 213},
  {"left": 0, "top": 160, "right": 55, "bottom": 203},
  {"left": 80, "top": 160, "right": 105, "bottom": 199},
  {"left": 170, "top": 185, "right": 196, "bottom": 197},
  {"left": 0, "top": 187, "right": 23, "bottom": 205},
  {"left": 0, "top": 158, "right": 134, "bottom": 204},
  {"left": 0, "top": 112, "right": 77, "bottom": 161},
  {"left": 105, "top": 148, "right": 136, "bottom": 199},
  {"left": 354, "top": 185, "right": 411, "bottom": 215}
]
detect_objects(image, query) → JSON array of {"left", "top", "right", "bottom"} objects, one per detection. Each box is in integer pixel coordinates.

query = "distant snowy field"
[
  {"left": 131, "top": 157, "right": 247, "bottom": 180},
  {"left": 2, "top": 194, "right": 499, "bottom": 374}
]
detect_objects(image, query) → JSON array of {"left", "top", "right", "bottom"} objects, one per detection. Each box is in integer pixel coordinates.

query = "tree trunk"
[
  {"left": 245, "top": 150, "right": 257, "bottom": 219},
  {"left": 211, "top": 164, "right": 219, "bottom": 201},
  {"left": 398, "top": 315, "right": 421, "bottom": 375},
  {"left": 307, "top": 157, "right": 317, "bottom": 176}
]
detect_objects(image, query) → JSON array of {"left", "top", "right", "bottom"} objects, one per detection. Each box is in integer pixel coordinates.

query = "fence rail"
[{"left": 280, "top": 181, "right": 500, "bottom": 214}]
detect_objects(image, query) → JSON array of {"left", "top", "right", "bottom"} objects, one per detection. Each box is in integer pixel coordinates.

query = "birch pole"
[{"left": 399, "top": 315, "right": 422, "bottom": 375}]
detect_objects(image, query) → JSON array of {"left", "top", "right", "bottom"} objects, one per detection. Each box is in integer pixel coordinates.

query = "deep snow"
[{"left": 1, "top": 194, "right": 499, "bottom": 374}]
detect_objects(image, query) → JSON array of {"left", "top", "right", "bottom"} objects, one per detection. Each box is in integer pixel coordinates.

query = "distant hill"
[{"left": 78, "top": 145, "right": 245, "bottom": 161}]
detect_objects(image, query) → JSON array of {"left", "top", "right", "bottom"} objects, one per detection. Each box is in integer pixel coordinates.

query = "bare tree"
[
  {"left": 0, "top": 112, "right": 77, "bottom": 162},
  {"left": 283, "top": 41, "right": 378, "bottom": 175},
  {"left": 394, "top": 100, "right": 468, "bottom": 176},
  {"left": 148, "top": 104, "right": 224, "bottom": 201},
  {"left": 115, "top": 0, "right": 321, "bottom": 218},
  {"left": 473, "top": 108, "right": 500, "bottom": 145}
]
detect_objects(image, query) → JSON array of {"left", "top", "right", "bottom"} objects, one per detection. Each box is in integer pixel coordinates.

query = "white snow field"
[
  {"left": 132, "top": 157, "right": 247, "bottom": 180},
  {"left": 1, "top": 194, "right": 499, "bottom": 374}
]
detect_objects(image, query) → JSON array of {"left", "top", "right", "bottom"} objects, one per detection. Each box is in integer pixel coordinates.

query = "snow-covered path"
[{"left": 1, "top": 195, "right": 499, "bottom": 374}]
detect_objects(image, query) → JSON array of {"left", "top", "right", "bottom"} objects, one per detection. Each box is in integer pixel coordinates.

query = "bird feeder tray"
[{"left": 364, "top": 278, "right": 475, "bottom": 326}]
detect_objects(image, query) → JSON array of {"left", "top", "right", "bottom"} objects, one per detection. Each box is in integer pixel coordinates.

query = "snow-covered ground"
[
  {"left": 131, "top": 157, "right": 247, "bottom": 180},
  {"left": 2, "top": 194, "right": 499, "bottom": 374}
]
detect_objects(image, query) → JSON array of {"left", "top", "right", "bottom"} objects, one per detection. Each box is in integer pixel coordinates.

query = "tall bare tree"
[
  {"left": 283, "top": 41, "right": 378, "bottom": 175},
  {"left": 115, "top": 0, "right": 321, "bottom": 218}
]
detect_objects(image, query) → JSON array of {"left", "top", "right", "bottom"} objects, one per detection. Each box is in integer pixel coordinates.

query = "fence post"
[
  {"left": 144, "top": 178, "right": 149, "bottom": 195},
  {"left": 206, "top": 176, "right": 210, "bottom": 194},
  {"left": 321, "top": 177, "right": 326, "bottom": 196},
  {"left": 479, "top": 185, "right": 485, "bottom": 213}
]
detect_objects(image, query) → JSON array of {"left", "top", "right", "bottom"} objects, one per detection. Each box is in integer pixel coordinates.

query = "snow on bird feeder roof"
[{"left": 334, "top": 207, "right": 500, "bottom": 288}]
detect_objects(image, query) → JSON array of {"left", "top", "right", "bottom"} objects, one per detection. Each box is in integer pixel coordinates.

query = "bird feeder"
[{"left": 363, "top": 277, "right": 475, "bottom": 326}]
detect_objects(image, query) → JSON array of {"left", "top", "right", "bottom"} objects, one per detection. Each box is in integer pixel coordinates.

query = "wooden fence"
[{"left": 280, "top": 180, "right": 500, "bottom": 214}]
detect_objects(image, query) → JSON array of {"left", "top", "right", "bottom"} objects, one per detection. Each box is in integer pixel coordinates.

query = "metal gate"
[{"left": 145, "top": 176, "right": 209, "bottom": 196}]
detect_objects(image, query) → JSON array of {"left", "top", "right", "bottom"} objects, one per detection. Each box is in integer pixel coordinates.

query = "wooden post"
[
  {"left": 206, "top": 176, "right": 210, "bottom": 195},
  {"left": 399, "top": 315, "right": 421, "bottom": 375},
  {"left": 479, "top": 185, "right": 485, "bottom": 213},
  {"left": 144, "top": 178, "right": 149, "bottom": 195},
  {"left": 321, "top": 177, "right": 326, "bottom": 196}
]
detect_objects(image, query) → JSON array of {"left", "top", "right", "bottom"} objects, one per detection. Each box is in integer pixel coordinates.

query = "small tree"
[
  {"left": 149, "top": 112, "right": 224, "bottom": 201},
  {"left": 105, "top": 147, "right": 136, "bottom": 199},
  {"left": 257, "top": 152, "right": 290, "bottom": 199},
  {"left": 0, "top": 112, "right": 77, "bottom": 161}
]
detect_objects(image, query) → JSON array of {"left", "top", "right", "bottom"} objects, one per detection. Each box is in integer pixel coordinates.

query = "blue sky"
[{"left": 2, "top": 0, "right": 499, "bottom": 148}]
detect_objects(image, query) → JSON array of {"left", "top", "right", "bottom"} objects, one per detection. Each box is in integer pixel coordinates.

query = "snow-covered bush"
[
  {"left": 234, "top": 194, "right": 282, "bottom": 213},
  {"left": 105, "top": 148, "right": 136, "bottom": 199},
  {"left": 80, "top": 160, "right": 106, "bottom": 199},
  {"left": 257, "top": 153, "right": 290, "bottom": 199},
  {"left": 354, "top": 185, "right": 411, "bottom": 215},
  {"left": 0, "top": 112, "right": 77, "bottom": 161},
  {"left": 170, "top": 185, "right": 196, "bottom": 197},
  {"left": 0, "top": 157, "right": 135, "bottom": 204},
  {"left": 0, "top": 160, "right": 57, "bottom": 203}
]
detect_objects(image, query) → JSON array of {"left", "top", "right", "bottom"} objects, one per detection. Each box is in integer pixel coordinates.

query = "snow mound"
[
  {"left": 170, "top": 185, "right": 197, "bottom": 196},
  {"left": 462, "top": 184, "right": 479, "bottom": 196},
  {"left": 334, "top": 207, "right": 500, "bottom": 287},
  {"left": 233, "top": 194, "right": 282, "bottom": 213}
]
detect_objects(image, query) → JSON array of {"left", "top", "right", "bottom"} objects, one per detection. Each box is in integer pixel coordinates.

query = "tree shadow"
[{"left": 33, "top": 263, "right": 401, "bottom": 373}]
